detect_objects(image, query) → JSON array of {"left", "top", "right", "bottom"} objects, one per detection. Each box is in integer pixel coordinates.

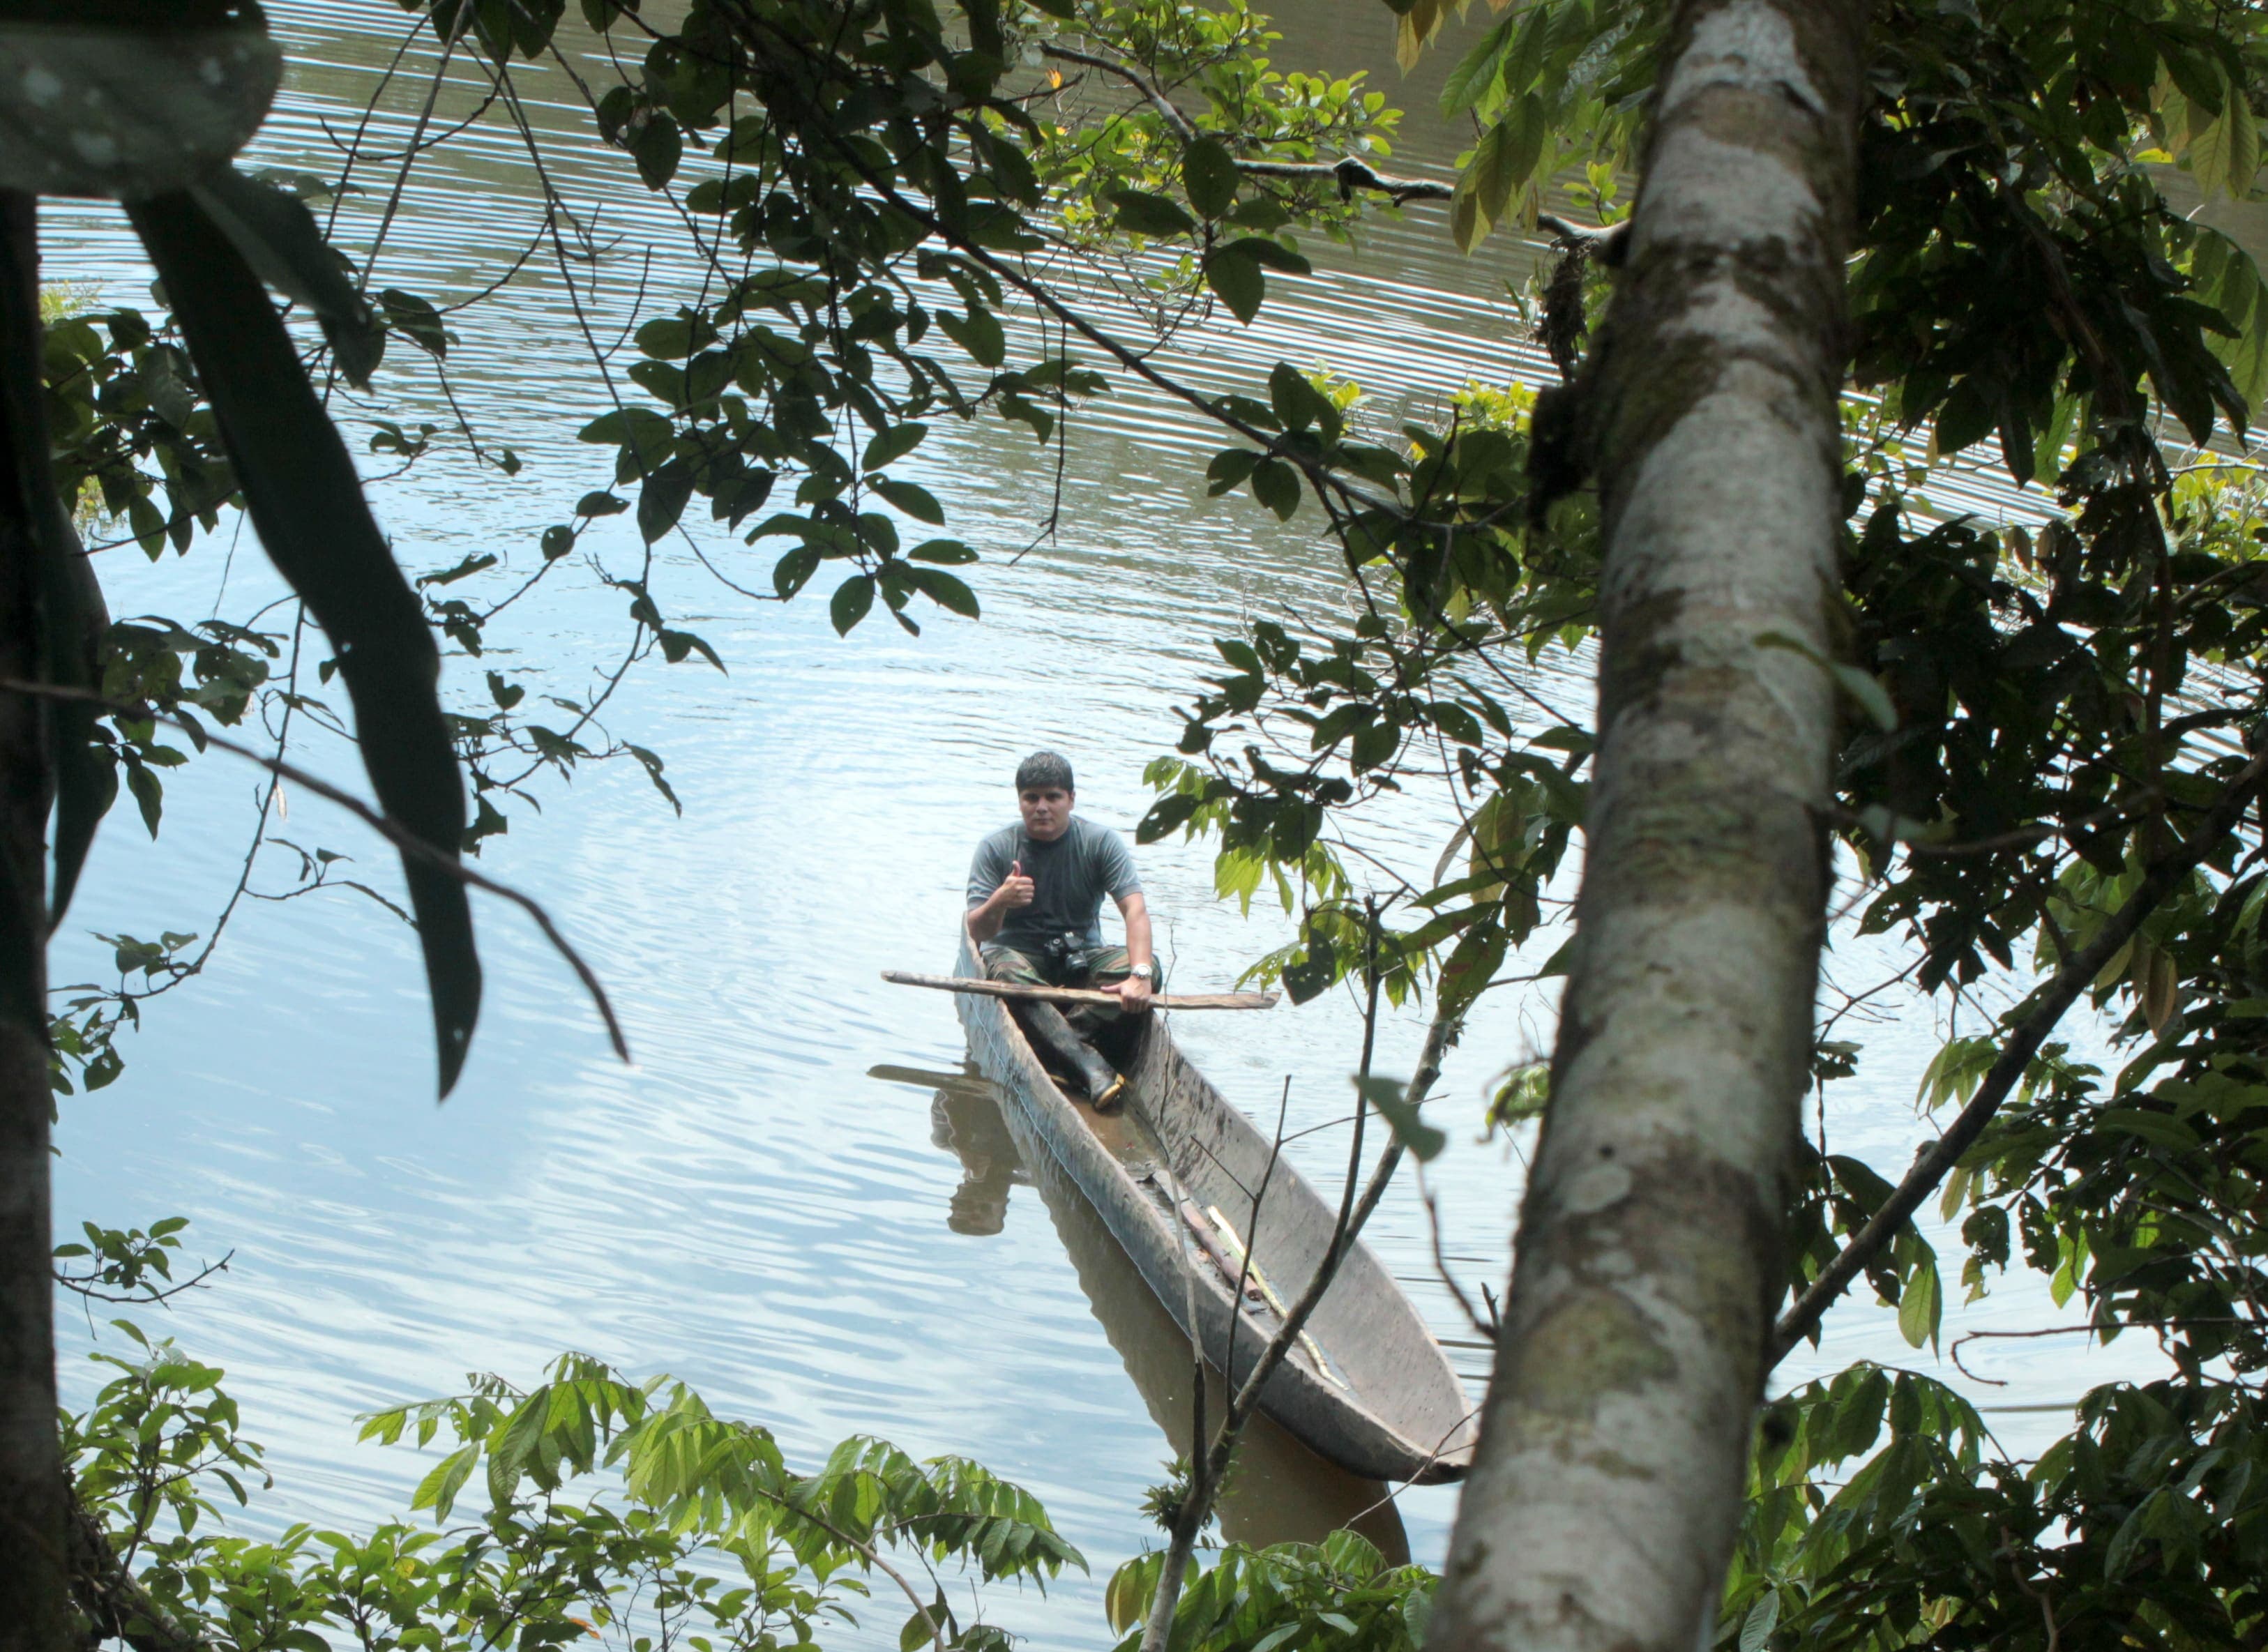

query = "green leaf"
[
  {"left": 773, "top": 545, "right": 821, "bottom": 598},
  {"left": 1739, "top": 1591, "right": 1780, "bottom": 1652},
  {"left": 900, "top": 1605, "right": 940, "bottom": 1652},
  {"left": 1104, "top": 1553, "right": 1161, "bottom": 1635},
  {"left": 0, "top": 13, "right": 281, "bottom": 197},
  {"left": 1182, "top": 135, "right": 1240, "bottom": 220},
  {"left": 870, "top": 477, "right": 946, "bottom": 524},
  {"left": 1831, "top": 662, "right": 1898, "bottom": 731},
  {"left": 1207, "top": 448, "right": 1261, "bottom": 494},
  {"left": 1896, "top": 1255, "right": 1941, "bottom": 1351},
  {"left": 411, "top": 1443, "right": 480, "bottom": 1520},
  {"left": 2095, "top": 1107, "right": 2201, "bottom": 1151},
  {"left": 658, "top": 629, "right": 725, "bottom": 671},
  {"left": 1357, "top": 1075, "right": 1446, "bottom": 1161},
  {"left": 1441, "top": 9, "right": 1518, "bottom": 116},
  {"left": 637, "top": 461, "right": 696, "bottom": 543},
  {"left": 936, "top": 303, "right": 1006, "bottom": 367},
  {"left": 1224, "top": 236, "right": 1311, "bottom": 275},
  {"left": 1204, "top": 245, "right": 1264, "bottom": 324},
  {"left": 1439, "top": 920, "right": 1506, "bottom": 1015},
  {"left": 1109, "top": 188, "right": 1197, "bottom": 238},
  {"left": 862, "top": 422, "right": 928, "bottom": 470},
  {"left": 831, "top": 573, "right": 875, "bottom": 635},
  {"left": 377, "top": 287, "right": 447, "bottom": 358},
  {"left": 1249, "top": 457, "right": 1301, "bottom": 520},
  {"left": 2191, "top": 84, "right": 2260, "bottom": 200},
  {"left": 907, "top": 566, "right": 979, "bottom": 617},
  {"left": 126, "top": 759, "right": 162, "bottom": 838},
  {"left": 628, "top": 109, "right": 681, "bottom": 188},
  {"left": 187, "top": 166, "right": 384, "bottom": 386},
  {"left": 908, "top": 538, "right": 977, "bottom": 564},
  {"left": 1268, "top": 361, "right": 1336, "bottom": 437},
  {"left": 130, "top": 190, "right": 482, "bottom": 1096}
]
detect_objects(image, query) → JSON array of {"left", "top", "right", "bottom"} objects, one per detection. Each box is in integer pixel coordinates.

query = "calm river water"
[{"left": 45, "top": 3, "right": 2165, "bottom": 1646}]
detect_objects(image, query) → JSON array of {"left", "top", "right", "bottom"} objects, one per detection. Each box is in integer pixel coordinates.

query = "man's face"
[{"left": 1019, "top": 785, "right": 1073, "bottom": 841}]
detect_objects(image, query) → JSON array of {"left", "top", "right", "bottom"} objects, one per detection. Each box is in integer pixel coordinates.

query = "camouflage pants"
[{"left": 981, "top": 942, "right": 1163, "bottom": 1029}]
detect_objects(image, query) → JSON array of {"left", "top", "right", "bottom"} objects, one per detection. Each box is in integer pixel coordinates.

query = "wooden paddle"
[{"left": 882, "top": 971, "right": 1278, "bottom": 1010}]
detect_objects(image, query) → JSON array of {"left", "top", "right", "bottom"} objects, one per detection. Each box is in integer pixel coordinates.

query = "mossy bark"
[
  {"left": 1428, "top": 1, "right": 1868, "bottom": 1647},
  {"left": 0, "top": 192, "right": 66, "bottom": 1652}
]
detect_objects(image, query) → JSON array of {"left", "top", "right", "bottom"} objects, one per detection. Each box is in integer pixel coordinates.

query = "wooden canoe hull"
[{"left": 953, "top": 927, "right": 1476, "bottom": 1485}]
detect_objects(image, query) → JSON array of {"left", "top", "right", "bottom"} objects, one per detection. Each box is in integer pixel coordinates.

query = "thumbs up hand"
[{"left": 999, "top": 858, "right": 1036, "bottom": 909}]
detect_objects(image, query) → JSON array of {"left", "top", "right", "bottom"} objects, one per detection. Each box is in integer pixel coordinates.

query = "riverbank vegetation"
[{"left": 10, "top": 0, "right": 2268, "bottom": 1647}]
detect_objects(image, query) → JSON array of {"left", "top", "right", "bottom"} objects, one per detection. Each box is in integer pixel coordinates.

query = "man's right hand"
[{"left": 995, "top": 858, "right": 1035, "bottom": 909}]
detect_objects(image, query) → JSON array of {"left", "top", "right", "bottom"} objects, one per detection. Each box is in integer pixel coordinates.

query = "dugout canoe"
[{"left": 951, "top": 921, "right": 1477, "bottom": 1485}]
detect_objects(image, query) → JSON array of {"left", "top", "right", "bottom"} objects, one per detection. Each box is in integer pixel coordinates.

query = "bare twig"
[
  {"left": 0, "top": 679, "right": 630, "bottom": 1063},
  {"left": 1137, "top": 958, "right": 1462, "bottom": 1650},
  {"left": 54, "top": 1252, "right": 232, "bottom": 1308},
  {"left": 1040, "top": 43, "right": 1197, "bottom": 140},
  {"left": 1771, "top": 754, "right": 2268, "bottom": 1362}
]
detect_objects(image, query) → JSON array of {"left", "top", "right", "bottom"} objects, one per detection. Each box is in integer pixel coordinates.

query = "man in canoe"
[{"left": 967, "top": 750, "right": 1160, "bottom": 1110}]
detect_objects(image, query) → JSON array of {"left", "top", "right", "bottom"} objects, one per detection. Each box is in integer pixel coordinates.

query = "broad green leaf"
[
  {"left": 1441, "top": 9, "right": 1518, "bottom": 116},
  {"left": 2190, "top": 85, "right": 2259, "bottom": 200},
  {"left": 1831, "top": 662, "right": 1898, "bottom": 731},
  {"left": 1249, "top": 456, "right": 1301, "bottom": 520},
  {"left": 1204, "top": 245, "right": 1265, "bottom": 324},
  {"left": 411, "top": 1443, "right": 480, "bottom": 1520},
  {"left": 831, "top": 573, "right": 875, "bottom": 634},
  {"left": 1356, "top": 1075, "right": 1446, "bottom": 1161},
  {"left": 1896, "top": 1256, "right": 1941, "bottom": 1351},
  {"left": 189, "top": 166, "right": 384, "bottom": 385},
  {"left": 1207, "top": 448, "right": 1262, "bottom": 494},
  {"left": 1109, "top": 188, "right": 1197, "bottom": 238},
  {"left": 637, "top": 461, "right": 695, "bottom": 543},
  {"left": 907, "top": 566, "right": 979, "bottom": 617},
  {"left": 1182, "top": 135, "right": 1240, "bottom": 220},
  {"left": 1224, "top": 236, "right": 1311, "bottom": 275},
  {"left": 937, "top": 303, "right": 1006, "bottom": 367},
  {"left": 909, "top": 538, "right": 978, "bottom": 564},
  {"left": 378, "top": 287, "right": 447, "bottom": 357},
  {"left": 862, "top": 422, "right": 929, "bottom": 470},
  {"left": 870, "top": 476, "right": 946, "bottom": 524},
  {"left": 1739, "top": 1591, "right": 1780, "bottom": 1652}
]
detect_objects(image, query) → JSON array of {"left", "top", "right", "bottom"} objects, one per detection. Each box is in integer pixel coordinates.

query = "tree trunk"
[
  {"left": 1428, "top": 3, "right": 1868, "bottom": 1648},
  {"left": 0, "top": 192, "right": 66, "bottom": 1651}
]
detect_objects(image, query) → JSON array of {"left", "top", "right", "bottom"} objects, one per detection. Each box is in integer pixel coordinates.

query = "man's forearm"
[
  {"left": 1124, "top": 898, "right": 1153, "bottom": 971},
  {"left": 969, "top": 895, "right": 1004, "bottom": 942}
]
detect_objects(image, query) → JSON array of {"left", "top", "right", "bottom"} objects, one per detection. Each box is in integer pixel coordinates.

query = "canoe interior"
[{"left": 953, "top": 924, "right": 1476, "bottom": 1485}]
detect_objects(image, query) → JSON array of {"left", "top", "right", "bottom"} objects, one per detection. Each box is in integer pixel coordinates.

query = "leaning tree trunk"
[
  {"left": 0, "top": 193, "right": 66, "bottom": 1652},
  {"left": 1428, "top": 2, "right": 1868, "bottom": 1649}
]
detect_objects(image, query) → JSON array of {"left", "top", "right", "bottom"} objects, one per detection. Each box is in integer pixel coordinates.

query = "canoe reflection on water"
[{"left": 879, "top": 1062, "right": 1410, "bottom": 1561}]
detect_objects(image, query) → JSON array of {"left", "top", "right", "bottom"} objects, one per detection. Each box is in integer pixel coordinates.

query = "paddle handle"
[{"left": 882, "top": 971, "right": 1278, "bottom": 1011}]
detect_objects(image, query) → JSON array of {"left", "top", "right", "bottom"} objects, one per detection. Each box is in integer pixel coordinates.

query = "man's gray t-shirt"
[{"left": 967, "top": 816, "right": 1141, "bottom": 950}]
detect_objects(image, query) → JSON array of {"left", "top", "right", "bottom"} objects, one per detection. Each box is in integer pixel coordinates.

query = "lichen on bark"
[{"left": 1429, "top": 1, "right": 1870, "bottom": 1648}]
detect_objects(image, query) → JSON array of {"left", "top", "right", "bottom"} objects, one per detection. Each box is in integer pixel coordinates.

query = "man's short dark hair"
[{"left": 1016, "top": 750, "right": 1074, "bottom": 793}]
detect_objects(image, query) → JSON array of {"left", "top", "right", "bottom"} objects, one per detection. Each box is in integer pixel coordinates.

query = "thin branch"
[
  {"left": 1038, "top": 43, "right": 1197, "bottom": 139},
  {"left": 54, "top": 1252, "right": 232, "bottom": 1307},
  {"left": 1038, "top": 43, "right": 1453, "bottom": 202},
  {"left": 0, "top": 680, "right": 630, "bottom": 1063},
  {"left": 1232, "top": 156, "right": 1453, "bottom": 205},
  {"left": 1770, "top": 752, "right": 2268, "bottom": 1363},
  {"left": 1137, "top": 974, "right": 1462, "bottom": 1649}
]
